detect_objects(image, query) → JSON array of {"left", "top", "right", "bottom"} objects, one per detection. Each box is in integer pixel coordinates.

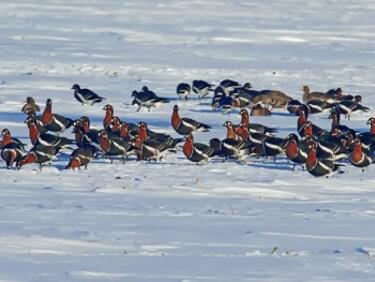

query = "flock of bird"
[{"left": 1, "top": 79, "right": 374, "bottom": 177}]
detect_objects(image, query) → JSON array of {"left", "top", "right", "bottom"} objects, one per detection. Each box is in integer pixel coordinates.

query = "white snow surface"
[{"left": 1, "top": 0, "right": 375, "bottom": 281}]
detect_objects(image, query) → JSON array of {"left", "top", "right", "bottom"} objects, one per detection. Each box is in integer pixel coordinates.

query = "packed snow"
[{"left": 1, "top": 0, "right": 375, "bottom": 281}]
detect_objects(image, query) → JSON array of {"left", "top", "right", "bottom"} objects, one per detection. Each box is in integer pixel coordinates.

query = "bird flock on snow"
[{"left": 1, "top": 79, "right": 374, "bottom": 177}]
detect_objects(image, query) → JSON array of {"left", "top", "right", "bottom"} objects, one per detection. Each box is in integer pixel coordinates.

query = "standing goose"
[
  {"left": 24, "top": 108, "right": 48, "bottom": 134},
  {"left": 192, "top": 80, "right": 214, "bottom": 99},
  {"left": 297, "top": 105, "right": 329, "bottom": 137},
  {"left": 137, "top": 122, "right": 174, "bottom": 143},
  {"left": 285, "top": 133, "right": 309, "bottom": 169},
  {"left": 238, "top": 108, "right": 276, "bottom": 135},
  {"left": 131, "top": 86, "right": 170, "bottom": 112},
  {"left": 336, "top": 96, "right": 369, "bottom": 119},
  {"left": 328, "top": 107, "right": 356, "bottom": 137},
  {"left": 1, "top": 129, "right": 26, "bottom": 150},
  {"left": 103, "top": 104, "right": 114, "bottom": 130},
  {"left": 234, "top": 121, "right": 286, "bottom": 160},
  {"left": 21, "top": 97, "right": 40, "bottom": 113},
  {"left": 17, "top": 144, "right": 61, "bottom": 169},
  {"left": 218, "top": 121, "right": 254, "bottom": 161},
  {"left": 26, "top": 117, "right": 74, "bottom": 149},
  {"left": 133, "top": 134, "right": 183, "bottom": 162},
  {"left": 303, "top": 121, "right": 348, "bottom": 160},
  {"left": 109, "top": 116, "right": 137, "bottom": 138},
  {"left": 72, "top": 84, "right": 105, "bottom": 105},
  {"left": 73, "top": 122, "right": 95, "bottom": 147},
  {"left": 306, "top": 99, "right": 336, "bottom": 114},
  {"left": 358, "top": 117, "right": 375, "bottom": 151},
  {"left": 171, "top": 105, "right": 211, "bottom": 135},
  {"left": 1, "top": 142, "right": 25, "bottom": 169},
  {"left": 220, "top": 79, "right": 242, "bottom": 92},
  {"left": 1, "top": 129, "right": 27, "bottom": 168},
  {"left": 65, "top": 145, "right": 97, "bottom": 170},
  {"left": 176, "top": 83, "right": 191, "bottom": 100},
  {"left": 97, "top": 130, "right": 134, "bottom": 163},
  {"left": 79, "top": 116, "right": 100, "bottom": 144},
  {"left": 349, "top": 138, "right": 373, "bottom": 172},
  {"left": 305, "top": 143, "right": 343, "bottom": 177},
  {"left": 183, "top": 134, "right": 216, "bottom": 164},
  {"left": 41, "top": 99, "right": 74, "bottom": 133}
]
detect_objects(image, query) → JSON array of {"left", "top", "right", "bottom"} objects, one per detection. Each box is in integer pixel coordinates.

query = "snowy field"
[{"left": 1, "top": 0, "right": 375, "bottom": 281}]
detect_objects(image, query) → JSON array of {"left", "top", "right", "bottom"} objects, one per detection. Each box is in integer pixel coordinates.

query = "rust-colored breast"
[
  {"left": 306, "top": 150, "right": 317, "bottom": 169},
  {"left": 41, "top": 105, "right": 52, "bottom": 125},
  {"left": 351, "top": 145, "right": 363, "bottom": 163},
  {"left": 29, "top": 126, "right": 39, "bottom": 145},
  {"left": 171, "top": 111, "right": 181, "bottom": 130},
  {"left": 183, "top": 138, "right": 193, "bottom": 158},
  {"left": 99, "top": 136, "right": 110, "bottom": 152},
  {"left": 286, "top": 141, "right": 298, "bottom": 159},
  {"left": 103, "top": 112, "right": 113, "bottom": 129}
]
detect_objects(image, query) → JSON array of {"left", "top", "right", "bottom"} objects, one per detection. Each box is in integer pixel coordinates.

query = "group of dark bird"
[{"left": 1, "top": 80, "right": 374, "bottom": 177}]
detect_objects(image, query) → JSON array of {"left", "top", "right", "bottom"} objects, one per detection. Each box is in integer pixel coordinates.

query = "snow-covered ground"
[{"left": 1, "top": 0, "right": 375, "bottom": 281}]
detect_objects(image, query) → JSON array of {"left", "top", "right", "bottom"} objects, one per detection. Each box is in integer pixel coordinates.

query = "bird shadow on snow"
[
  {"left": 0, "top": 111, "right": 26, "bottom": 123},
  {"left": 249, "top": 160, "right": 294, "bottom": 171},
  {"left": 271, "top": 112, "right": 295, "bottom": 117}
]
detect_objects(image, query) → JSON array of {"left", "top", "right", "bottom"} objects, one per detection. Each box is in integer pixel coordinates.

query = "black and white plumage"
[
  {"left": 192, "top": 80, "right": 214, "bottom": 99},
  {"left": 136, "top": 121, "right": 172, "bottom": 143},
  {"left": 209, "top": 138, "right": 253, "bottom": 161},
  {"left": 176, "top": 83, "right": 191, "bottom": 100},
  {"left": 1, "top": 143, "right": 25, "bottom": 169},
  {"left": 183, "top": 134, "right": 216, "bottom": 164},
  {"left": 65, "top": 144, "right": 97, "bottom": 170},
  {"left": 305, "top": 143, "right": 343, "bottom": 177},
  {"left": 73, "top": 123, "right": 98, "bottom": 147},
  {"left": 297, "top": 106, "right": 329, "bottom": 138},
  {"left": 259, "top": 136, "right": 288, "bottom": 159},
  {"left": 26, "top": 117, "right": 75, "bottom": 149},
  {"left": 285, "top": 134, "right": 308, "bottom": 168},
  {"left": 1, "top": 129, "right": 26, "bottom": 150},
  {"left": 79, "top": 116, "right": 101, "bottom": 144},
  {"left": 17, "top": 144, "right": 61, "bottom": 169},
  {"left": 314, "top": 135, "right": 348, "bottom": 161},
  {"left": 24, "top": 108, "right": 48, "bottom": 134},
  {"left": 357, "top": 117, "right": 375, "bottom": 151},
  {"left": 329, "top": 107, "right": 357, "bottom": 138},
  {"left": 306, "top": 100, "right": 336, "bottom": 114},
  {"left": 98, "top": 130, "right": 135, "bottom": 163},
  {"left": 72, "top": 84, "right": 105, "bottom": 105},
  {"left": 219, "top": 79, "right": 242, "bottom": 92},
  {"left": 41, "top": 99, "right": 74, "bottom": 134},
  {"left": 286, "top": 100, "right": 303, "bottom": 115},
  {"left": 131, "top": 86, "right": 170, "bottom": 112},
  {"left": 211, "top": 86, "right": 225, "bottom": 110},
  {"left": 336, "top": 98, "right": 370, "bottom": 119},
  {"left": 326, "top": 88, "right": 341, "bottom": 96},
  {"left": 171, "top": 105, "right": 211, "bottom": 135},
  {"left": 37, "top": 133, "right": 74, "bottom": 149},
  {"left": 44, "top": 114, "right": 75, "bottom": 134},
  {"left": 349, "top": 139, "right": 373, "bottom": 171},
  {"left": 238, "top": 108, "right": 277, "bottom": 136},
  {"left": 217, "top": 95, "right": 240, "bottom": 114},
  {"left": 133, "top": 135, "right": 183, "bottom": 162}
]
